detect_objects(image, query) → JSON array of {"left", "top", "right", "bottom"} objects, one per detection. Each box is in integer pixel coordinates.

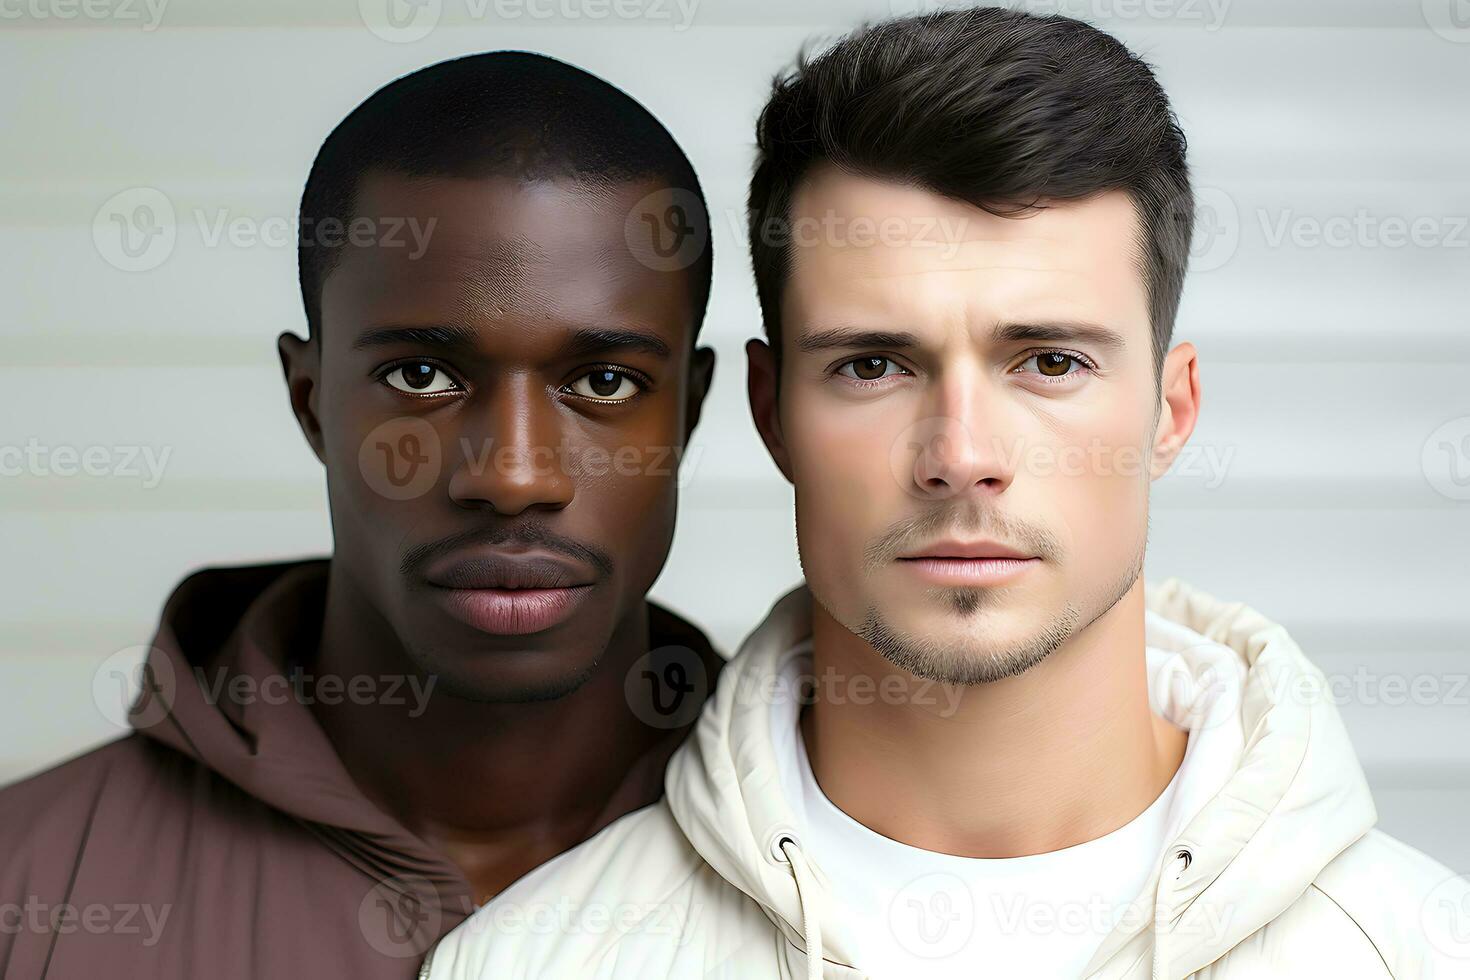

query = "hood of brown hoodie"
[
  {"left": 0, "top": 556, "right": 717, "bottom": 979},
  {"left": 128, "top": 558, "right": 474, "bottom": 917},
  {"left": 128, "top": 556, "right": 718, "bottom": 919}
]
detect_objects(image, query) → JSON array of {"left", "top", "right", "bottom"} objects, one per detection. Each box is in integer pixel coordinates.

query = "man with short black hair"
[
  {"left": 0, "top": 51, "right": 722, "bottom": 979},
  {"left": 425, "top": 11, "right": 1465, "bottom": 979}
]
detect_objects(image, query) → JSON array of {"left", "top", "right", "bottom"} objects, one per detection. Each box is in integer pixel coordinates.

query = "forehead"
[
  {"left": 781, "top": 166, "right": 1150, "bottom": 343},
  {"left": 318, "top": 171, "right": 696, "bottom": 351}
]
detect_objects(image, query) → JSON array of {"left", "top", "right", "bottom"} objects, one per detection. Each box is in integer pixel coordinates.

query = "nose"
[
  {"left": 907, "top": 373, "right": 1015, "bottom": 500},
  {"left": 447, "top": 375, "right": 575, "bottom": 514}
]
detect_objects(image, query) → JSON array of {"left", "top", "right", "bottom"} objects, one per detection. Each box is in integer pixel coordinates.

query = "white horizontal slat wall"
[{"left": 2, "top": 0, "right": 1466, "bottom": 875}]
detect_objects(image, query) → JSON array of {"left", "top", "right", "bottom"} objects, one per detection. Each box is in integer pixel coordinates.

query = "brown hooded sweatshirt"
[{"left": 0, "top": 558, "right": 718, "bottom": 980}]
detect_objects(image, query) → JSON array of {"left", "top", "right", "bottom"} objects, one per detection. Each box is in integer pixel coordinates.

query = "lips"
[
  {"left": 897, "top": 556, "right": 1038, "bottom": 586},
  {"left": 425, "top": 553, "right": 592, "bottom": 591},
  {"left": 898, "top": 538, "right": 1034, "bottom": 561},
  {"left": 422, "top": 550, "right": 596, "bottom": 635},
  {"left": 895, "top": 538, "right": 1039, "bottom": 587}
]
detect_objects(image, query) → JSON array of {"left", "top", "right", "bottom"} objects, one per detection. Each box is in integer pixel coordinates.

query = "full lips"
[{"left": 434, "top": 584, "right": 594, "bottom": 635}]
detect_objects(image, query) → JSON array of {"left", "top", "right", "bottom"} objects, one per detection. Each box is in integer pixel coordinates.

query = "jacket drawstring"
[
  {"left": 777, "top": 836, "right": 825, "bottom": 980},
  {"left": 1151, "top": 846, "right": 1192, "bottom": 980}
]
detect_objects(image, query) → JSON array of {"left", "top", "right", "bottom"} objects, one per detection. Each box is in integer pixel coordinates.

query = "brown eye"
[
  {"left": 384, "top": 362, "right": 458, "bottom": 394},
  {"left": 1038, "top": 353, "right": 1073, "bottom": 377},
  {"left": 839, "top": 356, "right": 904, "bottom": 382},
  {"left": 568, "top": 369, "right": 640, "bottom": 401},
  {"left": 589, "top": 371, "right": 621, "bottom": 396},
  {"left": 1016, "top": 351, "right": 1092, "bottom": 382}
]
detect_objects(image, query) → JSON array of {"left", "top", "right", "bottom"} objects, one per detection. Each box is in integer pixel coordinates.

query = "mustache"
[
  {"left": 400, "top": 522, "right": 615, "bottom": 580},
  {"left": 863, "top": 501, "right": 1062, "bottom": 570}
]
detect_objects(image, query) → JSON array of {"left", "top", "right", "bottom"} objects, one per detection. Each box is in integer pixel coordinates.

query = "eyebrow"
[
  {"left": 558, "top": 327, "right": 672, "bottom": 361},
  {"left": 794, "top": 322, "right": 1127, "bottom": 356},
  {"left": 351, "top": 324, "right": 480, "bottom": 352},
  {"left": 991, "top": 321, "right": 1128, "bottom": 355},
  {"left": 349, "top": 323, "right": 673, "bottom": 360},
  {"left": 796, "top": 329, "right": 921, "bottom": 354}
]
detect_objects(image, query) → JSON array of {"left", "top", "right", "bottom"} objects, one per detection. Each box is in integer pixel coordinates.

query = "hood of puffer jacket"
[{"left": 664, "top": 577, "right": 1378, "bottom": 979}]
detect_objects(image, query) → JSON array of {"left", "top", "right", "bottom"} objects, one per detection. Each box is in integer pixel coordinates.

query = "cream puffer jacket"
[{"left": 423, "top": 578, "right": 1469, "bottom": 979}]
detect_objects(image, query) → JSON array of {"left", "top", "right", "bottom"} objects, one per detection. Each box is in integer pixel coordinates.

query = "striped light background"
[{"left": 2, "top": 0, "right": 1467, "bottom": 870}]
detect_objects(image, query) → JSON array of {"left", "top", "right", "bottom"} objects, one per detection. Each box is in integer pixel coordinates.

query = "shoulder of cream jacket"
[{"left": 422, "top": 579, "right": 1469, "bottom": 980}]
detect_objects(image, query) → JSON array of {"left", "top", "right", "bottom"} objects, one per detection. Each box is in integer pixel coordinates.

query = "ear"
[
  {"left": 1150, "top": 341, "right": 1201, "bottom": 479},
  {"left": 746, "top": 338, "right": 793, "bottom": 483},
  {"left": 682, "top": 343, "right": 716, "bottom": 442},
  {"left": 277, "top": 330, "right": 326, "bottom": 465}
]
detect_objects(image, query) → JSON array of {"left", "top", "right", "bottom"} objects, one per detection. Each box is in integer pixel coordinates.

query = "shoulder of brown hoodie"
[{"left": 0, "top": 558, "right": 721, "bottom": 980}]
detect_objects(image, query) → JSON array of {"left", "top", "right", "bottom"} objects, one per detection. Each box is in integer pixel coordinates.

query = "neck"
[
  {"left": 309, "top": 563, "right": 673, "bottom": 884},
  {"left": 802, "top": 580, "right": 1186, "bottom": 858}
]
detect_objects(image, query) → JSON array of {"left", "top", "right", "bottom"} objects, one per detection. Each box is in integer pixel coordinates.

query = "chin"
[{"left": 407, "top": 644, "right": 601, "bottom": 705}]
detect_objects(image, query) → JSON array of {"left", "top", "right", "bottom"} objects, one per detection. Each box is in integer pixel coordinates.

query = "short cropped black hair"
[
  {"left": 298, "top": 51, "right": 711, "bottom": 340},
  {"left": 747, "top": 8, "right": 1192, "bottom": 377}
]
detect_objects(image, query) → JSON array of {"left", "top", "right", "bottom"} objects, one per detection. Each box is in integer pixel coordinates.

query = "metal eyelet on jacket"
[{"left": 767, "top": 825, "right": 801, "bottom": 864}]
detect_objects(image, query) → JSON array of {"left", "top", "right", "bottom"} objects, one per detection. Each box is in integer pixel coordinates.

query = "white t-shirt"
[{"left": 771, "top": 627, "right": 1245, "bottom": 980}]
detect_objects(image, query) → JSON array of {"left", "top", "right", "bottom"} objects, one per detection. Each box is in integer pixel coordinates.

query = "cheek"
[
  {"left": 317, "top": 369, "right": 435, "bottom": 515},
  {"left": 603, "top": 469, "right": 679, "bottom": 598},
  {"left": 598, "top": 477, "right": 675, "bottom": 583},
  {"left": 1033, "top": 397, "right": 1152, "bottom": 571},
  {"left": 784, "top": 390, "right": 907, "bottom": 570},
  {"left": 572, "top": 417, "right": 682, "bottom": 559},
  {"left": 328, "top": 412, "right": 428, "bottom": 518},
  {"left": 593, "top": 462, "right": 677, "bottom": 529}
]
